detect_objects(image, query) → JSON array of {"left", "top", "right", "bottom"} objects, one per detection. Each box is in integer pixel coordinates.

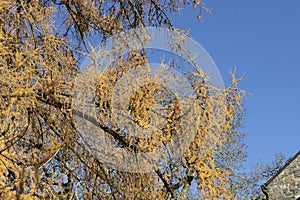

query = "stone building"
[{"left": 262, "top": 150, "right": 300, "bottom": 200}]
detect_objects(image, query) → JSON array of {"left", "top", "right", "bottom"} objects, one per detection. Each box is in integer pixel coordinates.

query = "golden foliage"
[{"left": 0, "top": 0, "right": 244, "bottom": 199}]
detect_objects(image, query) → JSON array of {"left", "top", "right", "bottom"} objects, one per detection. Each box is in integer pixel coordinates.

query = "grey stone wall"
[{"left": 266, "top": 153, "right": 300, "bottom": 200}]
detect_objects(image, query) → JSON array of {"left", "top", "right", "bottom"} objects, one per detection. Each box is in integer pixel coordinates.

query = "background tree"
[
  {"left": 243, "top": 154, "right": 286, "bottom": 200},
  {"left": 212, "top": 105, "right": 286, "bottom": 200},
  {"left": 0, "top": 1, "right": 247, "bottom": 199}
]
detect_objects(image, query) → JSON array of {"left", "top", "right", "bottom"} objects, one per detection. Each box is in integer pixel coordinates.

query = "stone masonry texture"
[{"left": 266, "top": 151, "right": 300, "bottom": 200}]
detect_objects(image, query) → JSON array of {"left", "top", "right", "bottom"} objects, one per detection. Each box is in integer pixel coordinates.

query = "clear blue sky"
[{"left": 171, "top": 0, "right": 300, "bottom": 168}]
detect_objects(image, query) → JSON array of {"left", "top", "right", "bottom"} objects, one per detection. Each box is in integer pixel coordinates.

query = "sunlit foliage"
[{"left": 0, "top": 1, "right": 245, "bottom": 199}]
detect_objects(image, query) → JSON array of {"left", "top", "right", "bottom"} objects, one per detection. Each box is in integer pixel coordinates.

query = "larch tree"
[{"left": 0, "top": 1, "right": 245, "bottom": 199}]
